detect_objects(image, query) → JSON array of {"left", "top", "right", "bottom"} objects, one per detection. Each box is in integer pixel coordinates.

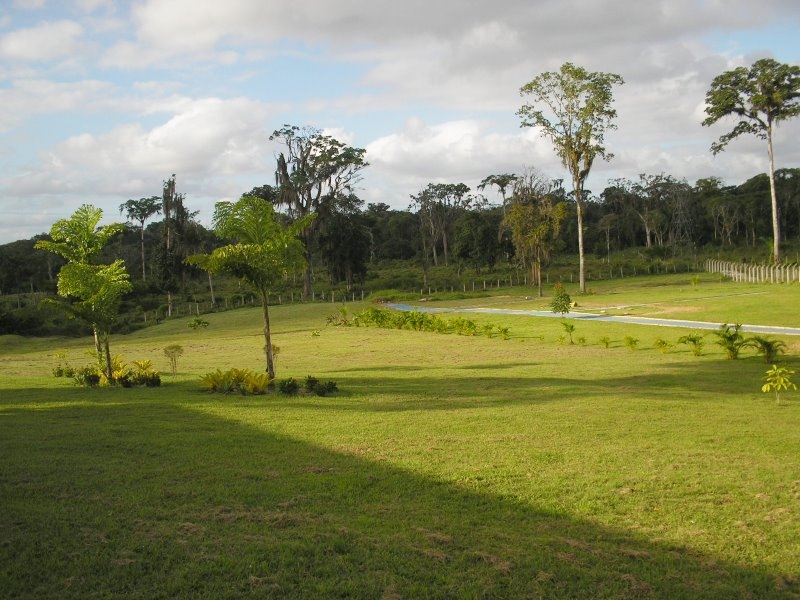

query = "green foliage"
[
  {"left": 188, "top": 316, "right": 209, "bottom": 330},
  {"left": 34, "top": 204, "right": 132, "bottom": 383},
  {"left": 200, "top": 368, "right": 271, "bottom": 395},
  {"left": 677, "top": 333, "right": 705, "bottom": 356},
  {"left": 703, "top": 58, "right": 800, "bottom": 261},
  {"left": 598, "top": 336, "right": 611, "bottom": 349},
  {"left": 653, "top": 338, "right": 673, "bottom": 353},
  {"left": 278, "top": 377, "right": 300, "bottom": 395},
  {"left": 550, "top": 282, "right": 571, "bottom": 315},
  {"left": 186, "top": 195, "right": 312, "bottom": 379},
  {"left": 344, "top": 307, "right": 510, "bottom": 340},
  {"left": 714, "top": 323, "right": 747, "bottom": 359},
  {"left": 73, "top": 365, "right": 100, "bottom": 387},
  {"left": 624, "top": 336, "right": 639, "bottom": 351},
  {"left": 163, "top": 344, "right": 184, "bottom": 376},
  {"left": 762, "top": 365, "right": 797, "bottom": 403},
  {"left": 51, "top": 351, "right": 75, "bottom": 378},
  {"left": 746, "top": 336, "right": 787, "bottom": 364},
  {"left": 305, "top": 375, "right": 338, "bottom": 397},
  {"left": 560, "top": 320, "right": 576, "bottom": 344},
  {"left": 518, "top": 62, "right": 624, "bottom": 292}
]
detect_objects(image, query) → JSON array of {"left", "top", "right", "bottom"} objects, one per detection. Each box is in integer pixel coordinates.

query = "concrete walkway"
[{"left": 388, "top": 304, "right": 800, "bottom": 336}]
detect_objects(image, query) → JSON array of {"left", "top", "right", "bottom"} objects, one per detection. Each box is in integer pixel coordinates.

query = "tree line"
[{"left": 3, "top": 165, "right": 799, "bottom": 296}]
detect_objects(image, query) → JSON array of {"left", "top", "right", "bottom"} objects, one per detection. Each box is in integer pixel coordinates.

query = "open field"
[{"left": 1, "top": 275, "right": 799, "bottom": 598}]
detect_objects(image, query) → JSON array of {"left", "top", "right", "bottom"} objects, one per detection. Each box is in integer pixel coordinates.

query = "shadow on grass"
[{"left": 0, "top": 397, "right": 796, "bottom": 599}]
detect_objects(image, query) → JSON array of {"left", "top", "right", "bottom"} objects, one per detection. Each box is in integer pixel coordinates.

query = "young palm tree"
[{"left": 187, "top": 196, "right": 312, "bottom": 379}]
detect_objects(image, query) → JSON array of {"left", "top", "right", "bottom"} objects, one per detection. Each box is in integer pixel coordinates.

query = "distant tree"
[
  {"left": 316, "top": 193, "right": 371, "bottom": 288},
  {"left": 34, "top": 205, "right": 132, "bottom": 382},
  {"left": 270, "top": 125, "right": 368, "bottom": 299},
  {"left": 518, "top": 62, "right": 624, "bottom": 292},
  {"left": 186, "top": 196, "right": 311, "bottom": 379},
  {"left": 453, "top": 206, "right": 504, "bottom": 274},
  {"left": 478, "top": 173, "right": 518, "bottom": 216},
  {"left": 502, "top": 173, "right": 568, "bottom": 296},
  {"left": 410, "top": 182, "right": 475, "bottom": 267},
  {"left": 703, "top": 58, "right": 800, "bottom": 262},
  {"left": 119, "top": 196, "right": 161, "bottom": 280},
  {"left": 152, "top": 174, "right": 198, "bottom": 316}
]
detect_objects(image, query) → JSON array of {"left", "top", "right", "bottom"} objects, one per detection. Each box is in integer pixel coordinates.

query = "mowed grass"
[{"left": 1, "top": 276, "right": 800, "bottom": 598}]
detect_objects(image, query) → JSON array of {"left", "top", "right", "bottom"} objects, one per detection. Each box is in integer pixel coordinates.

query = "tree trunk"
[
  {"left": 93, "top": 326, "right": 102, "bottom": 357},
  {"left": 767, "top": 124, "right": 781, "bottom": 263},
  {"left": 208, "top": 272, "right": 216, "bottom": 305},
  {"left": 260, "top": 290, "right": 275, "bottom": 379},
  {"left": 103, "top": 332, "right": 113, "bottom": 383},
  {"left": 574, "top": 183, "right": 586, "bottom": 293},
  {"left": 140, "top": 226, "right": 147, "bottom": 281}
]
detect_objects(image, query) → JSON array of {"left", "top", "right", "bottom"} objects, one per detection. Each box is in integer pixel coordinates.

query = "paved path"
[{"left": 388, "top": 304, "right": 800, "bottom": 336}]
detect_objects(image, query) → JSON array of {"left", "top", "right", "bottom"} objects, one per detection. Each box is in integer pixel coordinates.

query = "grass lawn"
[{"left": 1, "top": 275, "right": 799, "bottom": 598}]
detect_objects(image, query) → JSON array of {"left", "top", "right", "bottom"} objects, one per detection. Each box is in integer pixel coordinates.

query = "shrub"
[
  {"left": 188, "top": 316, "right": 209, "bottom": 330},
  {"left": 653, "top": 338, "right": 673, "bottom": 353},
  {"left": 313, "top": 380, "right": 338, "bottom": 397},
  {"left": 624, "top": 336, "right": 639, "bottom": 351},
  {"left": 73, "top": 366, "right": 101, "bottom": 387},
  {"left": 550, "top": 282, "right": 571, "bottom": 316},
  {"left": 677, "top": 333, "right": 704, "bottom": 356},
  {"left": 163, "top": 344, "right": 184, "bottom": 376},
  {"left": 598, "top": 336, "right": 611, "bottom": 349},
  {"left": 762, "top": 365, "right": 797, "bottom": 404},
  {"left": 714, "top": 323, "right": 746, "bottom": 359},
  {"left": 278, "top": 377, "right": 300, "bottom": 395},
  {"left": 304, "top": 375, "right": 338, "bottom": 397},
  {"left": 244, "top": 372, "right": 271, "bottom": 395},
  {"left": 746, "top": 336, "right": 787, "bottom": 364},
  {"left": 561, "top": 321, "right": 576, "bottom": 345}
]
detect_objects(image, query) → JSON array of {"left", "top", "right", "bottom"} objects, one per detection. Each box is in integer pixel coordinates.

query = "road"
[{"left": 388, "top": 304, "right": 800, "bottom": 336}]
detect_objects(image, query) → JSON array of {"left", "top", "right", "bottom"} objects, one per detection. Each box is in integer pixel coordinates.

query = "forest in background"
[{"left": 1, "top": 166, "right": 799, "bottom": 337}]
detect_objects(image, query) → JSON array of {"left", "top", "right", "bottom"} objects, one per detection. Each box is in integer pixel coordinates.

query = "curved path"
[{"left": 388, "top": 303, "right": 800, "bottom": 336}]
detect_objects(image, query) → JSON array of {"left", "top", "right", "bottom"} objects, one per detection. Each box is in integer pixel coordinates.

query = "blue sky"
[{"left": 1, "top": 0, "right": 799, "bottom": 243}]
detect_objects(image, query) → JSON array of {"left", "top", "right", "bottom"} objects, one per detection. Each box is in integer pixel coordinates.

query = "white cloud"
[
  {"left": 0, "top": 20, "right": 83, "bottom": 61},
  {"left": 1, "top": 0, "right": 800, "bottom": 243}
]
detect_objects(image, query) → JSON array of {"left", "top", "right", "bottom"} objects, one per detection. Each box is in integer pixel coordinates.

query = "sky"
[{"left": 1, "top": 0, "right": 799, "bottom": 244}]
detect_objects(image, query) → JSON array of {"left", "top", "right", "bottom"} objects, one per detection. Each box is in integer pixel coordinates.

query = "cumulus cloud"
[
  {"left": 0, "top": 20, "right": 84, "bottom": 62},
  {"left": 1, "top": 0, "right": 799, "bottom": 242}
]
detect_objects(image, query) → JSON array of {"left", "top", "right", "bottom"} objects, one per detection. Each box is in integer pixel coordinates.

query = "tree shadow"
[{"left": 0, "top": 398, "right": 796, "bottom": 598}]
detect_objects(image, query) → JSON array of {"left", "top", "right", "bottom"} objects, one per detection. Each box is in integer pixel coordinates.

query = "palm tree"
[{"left": 187, "top": 196, "right": 312, "bottom": 378}]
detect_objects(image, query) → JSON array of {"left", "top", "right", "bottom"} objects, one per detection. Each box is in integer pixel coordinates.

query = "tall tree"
[
  {"left": 153, "top": 174, "right": 198, "bottom": 316},
  {"left": 410, "top": 182, "right": 475, "bottom": 267},
  {"left": 186, "top": 196, "right": 311, "bottom": 379},
  {"left": 518, "top": 62, "right": 624, "bottom": 292},
  {"left": 119, "top": 196, "right": 161, "bottom": 280},
  {"left": 501, "top": 173, "right": 568, "bottom": 297},
  {"left": 34, "top": 205, "right": 132, "bottom": 382},
  {"left": 702, "top": 58, "right": 800, "bottom": 262},
  {"left": 270, "top": 125, "right": 368, "bottom": 299},
  {"left": 478, "top": 173, "right": 518, "bottom": 216}
]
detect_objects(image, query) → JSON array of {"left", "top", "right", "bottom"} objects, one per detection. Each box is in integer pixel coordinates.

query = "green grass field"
[{"left": 2, "top": 274, "right": 799, "bottom": 598}]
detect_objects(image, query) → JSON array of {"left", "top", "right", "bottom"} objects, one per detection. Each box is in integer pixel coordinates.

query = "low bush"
[
  {"left": 340, "top": 307, "right": 510, "bottom": 340},
  {"left": 278, "top": 377, "right": 300, "bottom": 395}
]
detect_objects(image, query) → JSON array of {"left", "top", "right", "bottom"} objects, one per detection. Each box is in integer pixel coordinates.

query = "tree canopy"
[
  {"left": 518, "top": 62, "right": 624, "bottom": 293},
  {"left": 703, "top": 58, "right": 800, "bottom": 262},
  {"left": 187, "top": 195, "right": 312, "bottom": 378}
]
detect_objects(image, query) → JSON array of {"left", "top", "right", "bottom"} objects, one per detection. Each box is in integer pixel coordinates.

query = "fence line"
[{"left": 705, "top": 259, "right": 800, "bottom": 284}]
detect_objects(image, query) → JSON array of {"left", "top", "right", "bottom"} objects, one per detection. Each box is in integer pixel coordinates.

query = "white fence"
[{"left": 706, "top": 259, "right": 800, "bottom": 284}]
